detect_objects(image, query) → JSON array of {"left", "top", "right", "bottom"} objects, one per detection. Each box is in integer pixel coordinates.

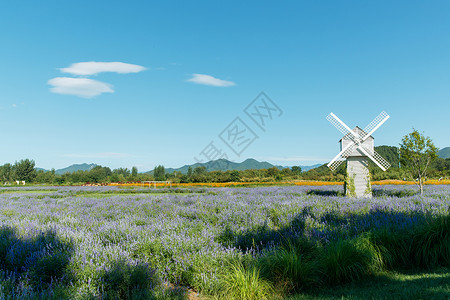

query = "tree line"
[
  {"left": 1, "top": 156, "right": 448, "bottom": 186},
  {"left": 0, "top": 160, "right": 304, "bottom": 185}
]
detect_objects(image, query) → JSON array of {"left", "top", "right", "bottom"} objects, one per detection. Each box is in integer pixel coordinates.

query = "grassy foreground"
[{"left": 288, "top": 269, "right": 449, "bottom": 300}]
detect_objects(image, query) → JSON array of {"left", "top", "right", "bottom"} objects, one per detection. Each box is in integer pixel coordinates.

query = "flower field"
[{"left": 0, "top": 184, "right": 448, "bottom": 299}]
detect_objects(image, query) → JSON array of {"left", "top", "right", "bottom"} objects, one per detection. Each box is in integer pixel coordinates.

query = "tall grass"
[
  {"left": 411, "top": 215, "right": 450, "bottom": 268},
  {"left": 259, "top": 238, "right": 321, "bottom": 292},
  {"left": 321, "top": 234, "right": 383, "bottom": 284},
  {"left": 371, "top": 215, "right": 449, "bottom": 269},
  {"left": 371, "top": 227, "right": 411, "bottom": 268},
  {"left": 218, "top": 260, "right": 273, "bottom": 300}
]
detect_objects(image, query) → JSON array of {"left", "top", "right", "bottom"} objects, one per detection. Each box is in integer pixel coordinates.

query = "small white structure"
[
  {"left": 141, "top": 181, "right": 172, "bottom": 188},
  {"left": 340, "top": 127, "right": 373, "bottom": 197},
  {"left": 327, "top": 112, "right": 391, "bottom": 197}
]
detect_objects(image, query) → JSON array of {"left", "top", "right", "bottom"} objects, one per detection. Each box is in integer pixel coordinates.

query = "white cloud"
[
  {"left": 61, "top": 152, "right": 130, "bottom": 158},
  {"left": 48, "top": 77, "right": 114, "bottom": 98},
  {"left": 187, "top": 73, "right": 236, "bottom": 87},
  {"left": 60, "top": 61, "right": 147, "bottom": 76}
]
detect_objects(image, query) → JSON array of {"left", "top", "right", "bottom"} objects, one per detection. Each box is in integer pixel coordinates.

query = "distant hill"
[
  {"left": 55, "top": 163, "right": 98, "bottom": 175},
  {"left": 147, "top": 158, "right": 321, "bottom": 174},
  {"left": 438, "top": 147, "right": 450, "bottom": 159},
  {"left": 299, "top": 164, "right": 322, "bottom": 172}
]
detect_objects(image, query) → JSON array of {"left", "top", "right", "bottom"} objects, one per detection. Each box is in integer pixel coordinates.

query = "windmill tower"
[{"left": 326, "top": 111, "right": 391, "bottom": 197}]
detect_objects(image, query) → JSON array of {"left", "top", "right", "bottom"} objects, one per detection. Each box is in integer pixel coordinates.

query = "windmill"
[{"left": 326, "top": 111, "right": 391, "bottom": 197}]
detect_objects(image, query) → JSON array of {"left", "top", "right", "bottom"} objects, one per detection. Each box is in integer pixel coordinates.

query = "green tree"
[
  {"left": 88, "top": 166, "right": 112, "bottom": 183},
  {"left": 154, "top": 165, "right": 166, "bottom": 181},
  {"left": 267, "top": 167, "right": 279, "bottom": 178},
  {"left": 131, "top": 166, "right": 138, "bottom": 178},
  {"left": 229, "top": 170, "right": 240, "bottom": 182},
  {"left": 13, "top": 159, "right": 37, "bottom": 182},
  {"left": 291, "top": 166, "right": 302, "bottom": 175},
  {"left": 281, "top": 168, "right": 292, "bottom": 176},
  {"left": 35, "top": 170, "right": 55, "bottom": 184},
  {"left": 0, "top": 163, "right": 14, "bottom": 182},
  {"left": 400, "top": 129, "right": 438, "bottom": 195},
  {"left": 113, "top": 168, "right": 130, "bottom": 177},
  {"left": 191, "top": 166, "right": 207, "bottom": 182},
  {"left": 193, "top": 166, "right": 207, "bottom": 176}
]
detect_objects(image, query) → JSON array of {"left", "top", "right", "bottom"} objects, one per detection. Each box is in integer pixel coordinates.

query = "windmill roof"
[{"left": 339, "top": 126, "right": 374, "bottom": 142}]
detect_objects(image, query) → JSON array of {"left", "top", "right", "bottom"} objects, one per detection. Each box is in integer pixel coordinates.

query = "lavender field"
[{"left": 0, "top": 185, "right": 449, "bottom": 299}]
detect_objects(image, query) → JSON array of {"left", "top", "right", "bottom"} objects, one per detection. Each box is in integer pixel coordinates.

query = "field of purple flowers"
[{"left": 0, "top": 185, "right": 448, "bottom": 299}]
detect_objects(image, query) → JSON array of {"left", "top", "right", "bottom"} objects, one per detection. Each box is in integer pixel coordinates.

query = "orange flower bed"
[
  {"left": 293, "top": 181, "right": 343, "bottom": 186},
  {"left": 372, "top": 179, "right": 450, "bottom": 185}
]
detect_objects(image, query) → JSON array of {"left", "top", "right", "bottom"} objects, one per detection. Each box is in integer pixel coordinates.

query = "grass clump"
[
  {"left": 371, "top": 215, "right": 449, "bottom": 269},
  {"left": 411, "top": 215, "right": 449, "bottom": 268},
  {"left": 218, "top": 260, "right": 274, "bottom": 300},
  {"left": 371, "top": 227, "right": 411, "bottom": 268},
  {"left": 259, "top": 238, "right": 321, "bottom": 292},
  {"left": 321, "top": 234, "right": 383, "bottom": 284}
]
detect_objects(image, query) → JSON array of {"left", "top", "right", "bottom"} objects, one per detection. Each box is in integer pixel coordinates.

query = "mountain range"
[
  {"left": 147, "top": 158, "right": 322, "bottom": 174},
  {"left": 38, "top": 160, "right": 321, "bottom": 175},
  {"left": 438, "top": 147, "right": 450, "bottom": 159},
  {"left": 36, "top": 163, "right": 99, "bottom": 175}
]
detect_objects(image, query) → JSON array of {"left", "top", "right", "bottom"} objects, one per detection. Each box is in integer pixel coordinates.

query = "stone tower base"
[{"left": 345, "top": 157, "right": 372, "bottom": 198}]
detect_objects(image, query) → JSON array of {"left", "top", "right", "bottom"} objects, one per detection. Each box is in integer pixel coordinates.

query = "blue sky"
[{"left": 1, "top": 1, "right": 449, "bottom": 171}]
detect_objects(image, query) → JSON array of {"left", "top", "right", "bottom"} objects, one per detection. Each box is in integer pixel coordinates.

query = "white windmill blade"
[
  {"left": 371, "top": 149, "right": 391, "bottom": 170},
  {"left": 327, "top": 141, "right": 355, "bottom": 167},
  {"left": 327, "top": 142, "right": 357, "bottom": 171},
  {"left": 328, "top": 158, "right": 346, "bottom": 172},
  {"left": 361, "top": 111, "right": 390, "bottom": 141},
  {"left": 357, "top": 145, "right": 391, "bottom": 171},
  {"left": 326, "top": 113, "right": 359, "bottom": 140}
]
